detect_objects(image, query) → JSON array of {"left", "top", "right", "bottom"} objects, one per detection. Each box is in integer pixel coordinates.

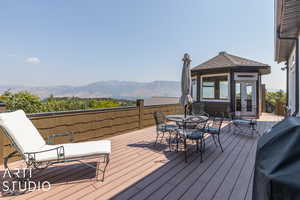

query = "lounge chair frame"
[{"left": 1, "top": 126, "right": 110, "bottom": 189}]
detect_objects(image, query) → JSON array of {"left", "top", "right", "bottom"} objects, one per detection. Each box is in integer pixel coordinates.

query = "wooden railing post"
[
  {"left": 136, "top": 99, "right": 144, "bottom": 129},
  {"left": 261, "top": 84, "right": 266, "bottom": 113},
  {"left": 0, "top": 103, "right": 6, "bottom": 165},
  {"left": 0, "top": 103, "right": 6, "bottom": 112},
  {"left": 0, "top": 104, "right": 7, "bottom": 164},
  {"left": 0, "top": 129, "right": 4, "bottom": 165}
]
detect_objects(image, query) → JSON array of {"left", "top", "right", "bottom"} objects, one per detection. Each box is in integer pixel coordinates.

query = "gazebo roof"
[{"left": 192, "top": 52, "right": 271, "bottom": 75}]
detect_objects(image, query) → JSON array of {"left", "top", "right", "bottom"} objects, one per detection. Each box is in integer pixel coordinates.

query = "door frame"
[
  {"left": 235, "top": 81, "right": 257, "bottom": 117},
  {"left": 234, "top": 72, "right": 258, "bottom": 117}
]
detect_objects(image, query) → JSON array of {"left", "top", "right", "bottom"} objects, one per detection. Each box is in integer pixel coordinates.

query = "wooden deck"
[{"left": 0, "top": 113, "right": 282, "bottom": 200}]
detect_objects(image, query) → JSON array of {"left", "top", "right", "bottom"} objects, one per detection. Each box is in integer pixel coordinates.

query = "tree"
[
  {"left": 5, "top": 91, "right": 43, "bottom": 113},
  {"left": 0, "top": 91, "right": 135, "bottom": 113},
  {"left": 0, "top": 90, "right": 11, "bottom": 103},
  {"left": 265, "top": 90, "right": 286, "bottom": 113},
  {"left": 266, "top": 90, "right": 286, "bottom": 106}
]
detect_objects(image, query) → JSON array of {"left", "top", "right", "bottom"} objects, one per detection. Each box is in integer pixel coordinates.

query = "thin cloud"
[{"left": 25, "top": 57, "right": 41, "bottom": 64}]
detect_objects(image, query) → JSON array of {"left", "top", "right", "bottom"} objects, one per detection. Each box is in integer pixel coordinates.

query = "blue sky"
[{"left": 0, "top": 0, "right": 285, "bottom": 90}]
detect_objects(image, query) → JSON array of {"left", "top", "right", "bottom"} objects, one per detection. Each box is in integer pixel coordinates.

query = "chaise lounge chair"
[{"left": 0, "top": 110, "right": 111, "bottom": 183}]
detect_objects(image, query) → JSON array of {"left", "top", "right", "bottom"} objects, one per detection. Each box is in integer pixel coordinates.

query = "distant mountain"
[{"left": 0, "top": 81, "right": 181, "bottom": 100}]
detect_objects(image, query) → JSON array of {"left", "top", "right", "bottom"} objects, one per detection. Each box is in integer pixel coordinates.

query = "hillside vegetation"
[
  {"left": 0, "top": 91, "right": 135, "bottom": 113},
  {"left": 0, "top": 90, "right": 286, "bottom": 114}
]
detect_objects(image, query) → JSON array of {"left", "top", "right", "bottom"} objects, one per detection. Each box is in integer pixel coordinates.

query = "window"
[
  {"left": 201, "top": 75, "right": 229, "bottom": 100},
  {"left": 219, "top": 81, "right": 228, "bottom": 99},
  {"left": 202, "top": 81, "right": 215, "bottom": 98},
  {"left": 191, "top": 79, "right": 197, "bottom": 101},
  {"left": 246, "top": 84, "right": 253, "bottom": 111}
]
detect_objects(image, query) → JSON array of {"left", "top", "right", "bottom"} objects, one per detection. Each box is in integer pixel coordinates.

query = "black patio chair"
[
  {"left": 229, "top": 112, "right": 259, "bottom": 136},
  {"left": 205, "top": 116, "right": 224, "bottom": 152},
  {"left": 176, "top": 116, "right": 208, "bottom": 162},
  {"left": 153, "top": 111, "right": 178, "bottom": 147}
]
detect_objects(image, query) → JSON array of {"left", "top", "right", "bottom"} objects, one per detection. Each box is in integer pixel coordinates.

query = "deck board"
[
  {"left": 228, "top": 142, "right": 257, "bottom": 200},
  {"left": 140, "top": 131, "right": 234, "bottom": 200},
  {"left": 209, "top": 137, "right": 255, "bottom": 200},
  {"left": 179, "top": 132, "right": 245, "bottom": 200},
  {"left": 0, "top": 113, "right": 282, "bottom": 200}
]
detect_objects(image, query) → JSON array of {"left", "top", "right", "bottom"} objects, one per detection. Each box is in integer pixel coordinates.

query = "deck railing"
[
  {"left": 0, "top": 104, "right": 5, "bottom": 112},
  {"left": 0, "top": 100, "right": 183, "bottom": 164},
  {"left": 275, "top": 102, "right": 286, "bottom": 116}
]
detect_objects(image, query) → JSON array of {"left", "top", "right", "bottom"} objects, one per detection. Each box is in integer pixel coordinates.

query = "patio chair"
[
  {"left": 176, "top": 116, "right": 208, "bottom": 162},
  {"left": 229, "top": 112, "right": 259, "bottom": 136},
  {"left": 153, "top": 111, "right": 178, "bottom": 147},
  {"left": 205, "top": 116, "right": 224, "bottom": 152},
  {"left": 0, "top": 110, "right": 111, "bottom": 183}
]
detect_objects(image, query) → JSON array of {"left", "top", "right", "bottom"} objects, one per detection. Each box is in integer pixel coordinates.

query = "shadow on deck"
[{"left": 0, "top": 113, "right": 282, "bottom": 200}]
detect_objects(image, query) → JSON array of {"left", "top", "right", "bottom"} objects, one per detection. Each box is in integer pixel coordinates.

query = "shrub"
[
  {"left": 0, "top": 91, "right": 135, "bottom": 113},
  {"left": 5, "top": 91, "right": 43, "bottom": 113}
]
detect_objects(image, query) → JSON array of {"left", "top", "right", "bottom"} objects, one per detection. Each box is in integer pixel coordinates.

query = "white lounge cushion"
[
  {"left": 0, "top": 110, "right": 45, "bottom": 153},
  {"left": 0, "top": 110, "right": 111, "bottom": 163},
  {"left": 31, "top": 140, "right": 111, "bottom": 162}
]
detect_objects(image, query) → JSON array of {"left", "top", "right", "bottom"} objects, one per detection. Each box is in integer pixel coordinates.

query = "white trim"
[
  {"left": 288, "top": 44, "right": 297, "bottom": 113},
  {"left": 234, "top": 72, "right": 258, "bottom": 81},
  {"left": 200, "top": 73, "right": 230, "bottom": 102},
  {"left": 200, "top": 99, "right": 230, "bottom": 103},
  {"left": 289, "top": 46, "right": 296, "bottom": 73},
  {"left": 235, "top": 81, "right": 257, "bottom": 117},
  {"left": 201, "top": 73, "right": 228, "bottom": 78}
]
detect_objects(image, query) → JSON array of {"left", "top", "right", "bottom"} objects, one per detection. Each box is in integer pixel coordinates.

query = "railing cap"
[{"left": 28, "top": 106, "right": 137, "bottom": 118}]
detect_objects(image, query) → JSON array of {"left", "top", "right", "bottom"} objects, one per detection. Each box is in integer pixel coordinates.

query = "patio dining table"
[
  {"left": 166, "top": 114, "right": 209, "bottom": 162},
  {"left": 166, "top": 115, "right": 209, "bottom": 131}
]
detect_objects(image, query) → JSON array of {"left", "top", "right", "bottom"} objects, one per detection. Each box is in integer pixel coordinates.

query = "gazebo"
[{"left": 191, "top": 51, "right": 271, "bottom": 118}]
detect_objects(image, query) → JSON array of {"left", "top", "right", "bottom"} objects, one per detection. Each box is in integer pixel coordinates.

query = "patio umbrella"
[{"left": 180, "top": 53, "right": 193, "bottom": 117}]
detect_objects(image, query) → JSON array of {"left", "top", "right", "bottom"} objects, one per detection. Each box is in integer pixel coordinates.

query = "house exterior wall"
[
  {"left": 288, "top": 44, "right": 297, "bottom": 113},
  {"left": 298, "top": 32, "right": 300, "bottom": 114},
  {"left": 285, "top": 32, "right": 300, "bottom": 114}
]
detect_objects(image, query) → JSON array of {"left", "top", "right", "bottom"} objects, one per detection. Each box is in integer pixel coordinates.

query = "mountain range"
[
  {"left": 0, "top": 81, "right": 181, "bottom": 100},
  {"left": 0, "top": 80, "right": 283, "bottom": 100}
]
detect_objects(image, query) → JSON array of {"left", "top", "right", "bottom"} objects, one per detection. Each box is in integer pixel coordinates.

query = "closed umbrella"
[{"left": 180, "top": 53, "right": 193, "bottom": 117}]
